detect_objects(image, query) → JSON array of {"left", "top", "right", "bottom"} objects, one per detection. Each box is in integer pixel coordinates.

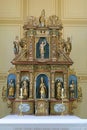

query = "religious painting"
[
  {"left": 36, "top": 74, "right": 49, "bottom": 99},
  {"left": 68, "top": 75, "right": 77, "bottom": 99},
  {"left": 36, "top": 37, "right": 49, "bottom": 59},
  {"left": 7, "top": 74, "right": 16, "bottom": 99}
]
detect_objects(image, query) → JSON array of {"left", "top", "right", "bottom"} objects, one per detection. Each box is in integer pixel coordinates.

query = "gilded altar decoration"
[
  {"left": 13, "top": 36, "right": 19, "bottom": 56},
  {"left": 7, "top": 74, "right": 16, "bottom": 99},
  {"left": 19, "top": 77, "right": 29, "bottom": 99},
  {"left": 2, "top": 10, "right": 82, "bottom": 116},
  {"left": 65, "top": 37, "right": 72, "bottom": 55},
  {"left": 69, "top": 80, "right": 75, "bottom": 99},
  {"left": 8, "top": 79, "right": 15, "bottom": 97},
  {"left": 39, "top": 77, "right": 47, "bottom": 99},
  {"left": 55, "top": 79, "right": 63, "bottom": 99},
  {"left": 39, "top": 9, "right": 46, "bottom": 27}
]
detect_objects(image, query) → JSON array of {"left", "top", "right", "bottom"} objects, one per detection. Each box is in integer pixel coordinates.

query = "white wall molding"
[
  {"left": 61, "top": 0, "right": 87, "bottom": 20},
  {"left": 0, "top": 0, "right": 23, "bottom": 20}
]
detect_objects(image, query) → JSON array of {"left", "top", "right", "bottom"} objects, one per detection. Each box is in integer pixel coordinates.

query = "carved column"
[
  {"left": 50, "top": 30, "right": 58, "bottom": 61},
  {"left": 50, "top": 71, "right": 55, "bottom": 98},
  {"left": 16, "top": 71, "right": 20, "bottom": 99},
  {"left": 28, "top": 29, "right": 35, "bottom": 61},
  {"left": 29, "top": 72, "right": 33, "bottom": 99},
  {"left": 64, "top": 72, "right": 68, "bottom": 99}
]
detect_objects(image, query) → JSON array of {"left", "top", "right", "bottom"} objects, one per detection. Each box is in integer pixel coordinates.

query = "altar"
[
  {"left": 0, "top": 115, "right": 87, "bottom": 130},
  {"left": 0, "top": 8, "right": 85, "bottom": 130},
  {"left": 1, "top": 10, "right": 83, "bottom": 117}
]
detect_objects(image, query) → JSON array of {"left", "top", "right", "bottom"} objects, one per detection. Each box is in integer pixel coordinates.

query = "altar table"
[{"left": 0, "top": 115, "right": 87, "bottom": 130}]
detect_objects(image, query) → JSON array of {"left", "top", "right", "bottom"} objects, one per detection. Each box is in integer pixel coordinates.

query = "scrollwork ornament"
[{"left": 78, "top": 86, "right": 82, "bottom": 101}]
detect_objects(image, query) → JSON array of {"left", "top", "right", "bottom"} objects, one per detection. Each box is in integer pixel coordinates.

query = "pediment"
[
  {"left": 11, "top": 48, "right": 73, "bottom": 65},
  {"left": 57, "top": 49, "right": 73, "bottom": 64},
  {"left": 11, "top": 49, "right": 29, "bottom": 64},
  {"left": 11, "top": 10, "right": 73, "bottom": 66}
]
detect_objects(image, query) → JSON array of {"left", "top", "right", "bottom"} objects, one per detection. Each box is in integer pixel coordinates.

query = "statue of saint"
[
  {"left": 22, "top": 80, "right": 29, "bottom": 98},
  {"left": 39, "top": 9, "right": 45, "bottom": 27},
  {"left": 69, "top": 80, "right": 75, "bottom": 99},
  {"left": 65, "top": 37, "right": 72, "bottom": 55},
  {"left": 39, "top": 40, "right": 46, "bottom": 59},
  {"left": 78, "top": 86, "right": 82, "bottom": 100},
  {"left": 56, "top": 79, "right": 62, "bottom": 99},
  {"left": 8, "top": 79, "right": 15, "bottom": 97},
  {"left": 39, "top": 77, "right": 47, "bottom": 98},
  {"left": 13, "top": 36, "right": 19, "bottom": 55}
]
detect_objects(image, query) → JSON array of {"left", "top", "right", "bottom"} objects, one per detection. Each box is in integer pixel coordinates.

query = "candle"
[
  {"left": 61, "top": 88, "right": 64, "bottom": 98},
  {"left": 20, "top": 88, "right": 23, "bottom": 96}
]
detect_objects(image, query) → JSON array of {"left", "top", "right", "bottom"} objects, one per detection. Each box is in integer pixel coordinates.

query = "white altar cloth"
[{"left": 0, "top": 115, "right": 87, "bottom": 130}]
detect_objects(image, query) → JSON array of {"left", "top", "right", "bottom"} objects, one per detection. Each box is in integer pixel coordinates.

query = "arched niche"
[
  {"left": 36, "top": 74, "right": 49, "bottom": 99},
  {"left": 20, "top": 76, "right": 30, "bottom": 99},
  {"left": 7, "top": 73, "right": 16, "bottom": 99},
  {"left": 36, "top": 37, "right": 49, "bottom": 59},
  {"left": 55, "top": 77, "right": 64, "bottom": 99},
  {"left": 68, "top": 75, "right": 78, "bottom": 99}
]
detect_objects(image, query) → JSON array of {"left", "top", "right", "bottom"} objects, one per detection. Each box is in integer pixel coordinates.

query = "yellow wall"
[{"left": 0, "top": 0, "right": 87, "bottom": 118}]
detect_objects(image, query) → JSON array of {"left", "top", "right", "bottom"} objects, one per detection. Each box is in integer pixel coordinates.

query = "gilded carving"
[
  {"left": 0, "top": 73, "right": 7, "bottom": 81},
  {"left": 65, "top": 37, "right": 72, "bottom": 56},
  {"left": 35, "top": 100, "right": 49, "bottom": 115},
  {"left": 51, "top": 36, "right": 57, "bottom": 61},
  {"left": 34, "top": 65, "right": 50, "bottom": 71},
  {"left": 78, "top": 75, "right": 87, "bottom": 82},
  {"left": 77, "top": 86, "right": 82, "bottom": 101},
  {"left": 2, "top": 10, "right": 81, "bottom": 116},
  {"left": 2, "top": 86, "right": 7, "bottom": 101}
]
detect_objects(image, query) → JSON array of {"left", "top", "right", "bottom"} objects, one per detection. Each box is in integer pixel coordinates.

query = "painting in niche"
[
  {"left": 55, "top": 77, "right": 64, "bottom": 99},
  {"left": 36, "top": 74, "right": 49, "bottom": 99},
  {"left": 69, "top": 75, "right": 77, "bottom": 99},
  {"left": 19, "top": 76, "right": 29, "bottom": 99},
  {"left": 36, "top": 37, "right": 49, "bottom": 59},
  {"left": 7, "top": 74, "right": 16, "bottom": 98}
]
